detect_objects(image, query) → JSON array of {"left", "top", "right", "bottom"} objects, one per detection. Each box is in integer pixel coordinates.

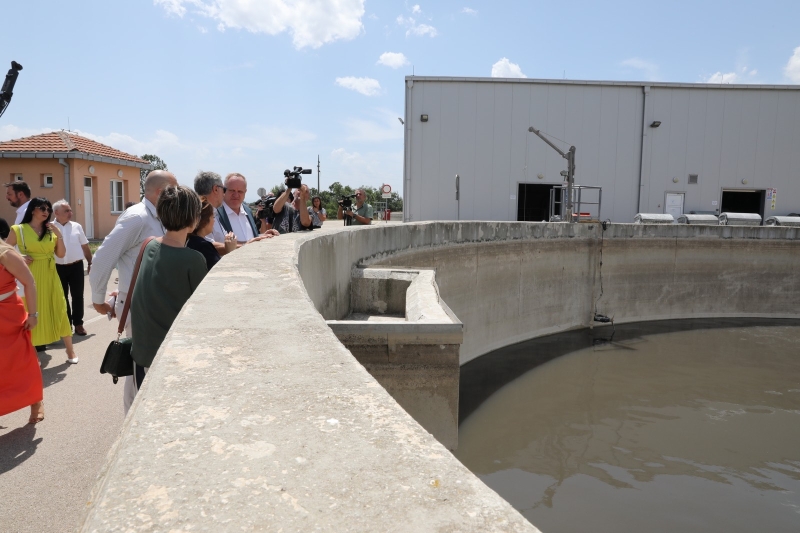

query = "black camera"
[
  {"left": 0, "top": 61, "right": 23, "bottom": 118},
  {"left": 255, "top": 196, "right": 277, "bottom": 220},
  {"left": 284, "top": 166, "right": 312, "bottom": 189},
  {"left": 338, "top": 194, "right": 357, "bottom": 209}
]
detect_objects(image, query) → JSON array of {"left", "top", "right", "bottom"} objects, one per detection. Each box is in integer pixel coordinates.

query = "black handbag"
[
  {"left": 100, "top": 337, "right": 133, "bottom": 384},
  {"left": 99, "top": 237, "right": 154, "bottom": 384}
]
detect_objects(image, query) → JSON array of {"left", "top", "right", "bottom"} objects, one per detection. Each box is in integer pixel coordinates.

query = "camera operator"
[
  {"left": 337, "top": 188, "right": 373, "bottom": 225},
  {"left": 272, "top": 182, "right": 313, "bottom": 234}
]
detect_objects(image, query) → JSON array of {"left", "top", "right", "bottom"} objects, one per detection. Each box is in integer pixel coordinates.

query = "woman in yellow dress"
[{"left": 6, "top": 197, "right": 77, "bottom": 363}]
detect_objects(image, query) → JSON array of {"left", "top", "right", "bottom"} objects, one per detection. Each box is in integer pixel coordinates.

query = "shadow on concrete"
[
  {"left": 459, "top": 317, "right": 800, "bottom": 424},
  {"left": 0, "top": 425, "right": 42, "bottom": 475},
  {"left": 39, "top": 353, "right": 70, "bottom": 388}
]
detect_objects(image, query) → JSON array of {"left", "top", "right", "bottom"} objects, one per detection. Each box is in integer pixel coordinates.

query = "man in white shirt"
[
  {"left": 215, "top": 173, "right": 275, "bottom": 245},
  {"left": 53, "top": 199, "right": 93, "bottom": 335},
  {"left": 5, "top": 181, "right": 31, "bottom": 224},
  {"left": 89, "top": 170, "right": 176, "bottom": 414},
  {"left": 90, "top": 170, "right": 176, "bottom": 326}
]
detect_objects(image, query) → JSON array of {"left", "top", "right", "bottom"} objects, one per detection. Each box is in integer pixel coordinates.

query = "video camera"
[
  {"left": 338, "top": 194, "right": 357, "bottom": 209},
  {"left": 0, "top": 61, "right": 23, "bottom": 119},
  {"left": 254, "top": 195, "right": 277, "bottom": 220},
  {"left": 284, "top": 166, "right": 312, "bottom": 189}
]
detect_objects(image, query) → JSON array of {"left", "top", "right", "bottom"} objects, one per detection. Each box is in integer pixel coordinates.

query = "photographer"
[
  {"left": 337, "top": 188, "right": 373, "bottom": 225},
  {"left": 272, "top": 182, "right": 313, "bottom": 234}
]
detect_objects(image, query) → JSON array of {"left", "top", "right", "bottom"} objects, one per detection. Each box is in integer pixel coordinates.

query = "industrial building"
[{"left": 402, "top": 76, "right": 800, "bottom": 223}]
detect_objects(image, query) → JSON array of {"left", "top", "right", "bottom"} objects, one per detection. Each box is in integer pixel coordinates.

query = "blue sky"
[{"left": 2, "top": 0, "right": 799, "bottom": 201}]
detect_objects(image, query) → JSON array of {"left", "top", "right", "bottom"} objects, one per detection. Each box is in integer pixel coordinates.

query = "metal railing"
[{"left": 549, "top": 184, "right": 602, "bottom": 222}]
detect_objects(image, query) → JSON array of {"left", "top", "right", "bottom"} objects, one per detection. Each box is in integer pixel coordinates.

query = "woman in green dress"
[{"left": 6, "top": 198, "right": 78, "bottom": 363}]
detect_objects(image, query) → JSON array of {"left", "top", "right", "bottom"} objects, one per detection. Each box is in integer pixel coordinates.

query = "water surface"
[{"left": 456, "top": 320, "right": 800, "bottom": 533}]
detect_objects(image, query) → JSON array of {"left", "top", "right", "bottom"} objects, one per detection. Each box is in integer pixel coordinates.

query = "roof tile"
[{"left": 0, "top": 131, "right": 146, "bottom": 164}]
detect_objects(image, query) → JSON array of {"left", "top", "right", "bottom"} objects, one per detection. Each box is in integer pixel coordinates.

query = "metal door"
[{"left": 665, "top": 193, "right": 684, "bottom": 219}]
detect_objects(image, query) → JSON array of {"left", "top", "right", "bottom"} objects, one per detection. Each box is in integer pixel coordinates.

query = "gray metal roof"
[{"left": 405, "top": 76, "right": 800, "bottom": 91}]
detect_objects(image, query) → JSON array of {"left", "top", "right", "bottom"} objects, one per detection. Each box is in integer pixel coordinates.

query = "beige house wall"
[{"left": 1, "top": 159, "right": 139, "bottom": 239}]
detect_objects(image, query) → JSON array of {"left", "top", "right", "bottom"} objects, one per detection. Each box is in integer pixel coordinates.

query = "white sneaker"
[{"left": 67, "top": 357, "right": 79, "bottom": 364}]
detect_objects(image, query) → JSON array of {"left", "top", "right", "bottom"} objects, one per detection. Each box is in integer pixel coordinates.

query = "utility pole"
[
  {"left": 528, "top": 127, "right": 576, "bottom": 222},
  {"left": 317, "top": 154, "right": 320, "bottom": 194}
]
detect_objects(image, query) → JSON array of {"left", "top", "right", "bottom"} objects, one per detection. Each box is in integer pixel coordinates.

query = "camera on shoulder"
[{"left": 284, "top": 166, "right": 312, "bottom": 189}]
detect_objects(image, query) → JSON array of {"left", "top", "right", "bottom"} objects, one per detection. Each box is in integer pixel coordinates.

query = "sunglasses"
[
  {"left": 36, "top": 205, "right": 51, "bottom": 213},
  {"left": 216, "top": 184, "right": 227, "bottom": 193}
]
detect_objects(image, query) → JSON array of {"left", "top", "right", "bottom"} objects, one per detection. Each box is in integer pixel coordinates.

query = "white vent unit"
[
  {"left": 719, "top": 212, "right": 762, "bottom": 226},
  {"left": 634, "top": 213, "right": 674, "bottom": 224},
  {"left": 42, "top": 174, "right": 53, "bottom": 188},
  {"left": 688, "top": 174, "right": 698, "bottom": 184},
  {"left": 676, "top": 214, "right": 718, "bottom": 224},
  {"left": 764, "top": 216, "right": 800, "bottom": 227}
]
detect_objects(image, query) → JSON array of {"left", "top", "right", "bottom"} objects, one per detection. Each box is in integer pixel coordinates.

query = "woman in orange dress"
[{"left": 0, "top": 239, "right": 44, "bottom": 424}]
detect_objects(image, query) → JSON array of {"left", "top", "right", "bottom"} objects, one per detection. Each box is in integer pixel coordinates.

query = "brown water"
[{"left": 455, "top": 321, "right": 800, "bottom": 533}]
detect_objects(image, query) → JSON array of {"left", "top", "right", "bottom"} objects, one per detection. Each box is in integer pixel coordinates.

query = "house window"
[
  {"left": 12, "top": 173, "right": 23, "bottom": 182},
  {"left": 42, "top": 174, "right": 54, "bottom": 188},
  {"left": 110, "top": 180, "right": 125, "bottom": 213}
]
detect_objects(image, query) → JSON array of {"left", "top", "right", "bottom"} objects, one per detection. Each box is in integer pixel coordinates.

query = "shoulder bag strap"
[
  {"left": 14, "top": 224, "right": 26, "bottom": 254},
  {"left": 117, "top": 236, "right": 155, "bottom": 337}
]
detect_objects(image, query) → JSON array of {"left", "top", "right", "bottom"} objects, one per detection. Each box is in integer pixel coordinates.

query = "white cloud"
[
  {"left": 0, "top": 124, "right": 54, "bottom": 141},
  {"left": 377, "top": 52, "right": 409, "bottom": 69},
  {"left": 621, "top": 57, "right": 659, "bottom": 81},
  {"left": 335, "top": 76, "right": 381, "bottom": 96},
  {"left": 491, "top": 58, "right": 526, "bottom": 78},
  {"left": 154, "top": 0, "right": 186, "bottom": 17},
  {"left": 702, "top": 66, "right": 758, "bottom": 84},
  {"left": 411, "top": 4, "right": 421, "bottom": 14},
  {"left": 396, "top": 14, "right": 437, "bottom": 38},
  {"left": 154, "top": 0, "right": 365, "bottom": 49},
  {"left": 461, "top": 7, "right": 477, "bottom": 15},
  {"left": 343, "top": 109, "right": 404, "bottom": 142},
  {"left": 784, "top": 46, "right": 800, "bottom": 83},
  {"left": 330, "top": 147, "right": 403, "bottom": 191}
]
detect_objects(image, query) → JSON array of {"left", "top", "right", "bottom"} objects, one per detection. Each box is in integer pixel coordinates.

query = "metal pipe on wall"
[
  {"left": 59, "top": 157, "right": 70, "bottom": 203},
  {"left": 636, "top": 85, "right": 650, "bottom": 214}
]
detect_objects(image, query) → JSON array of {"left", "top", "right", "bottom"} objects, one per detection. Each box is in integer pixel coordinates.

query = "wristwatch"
[{"left": 29, "top": 312, "right": 38, "bottom": 318}]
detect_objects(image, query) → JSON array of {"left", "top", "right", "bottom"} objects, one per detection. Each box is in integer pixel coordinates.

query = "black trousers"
[{"left": 56, "top": 261, "right": 84, "bottom": 326}]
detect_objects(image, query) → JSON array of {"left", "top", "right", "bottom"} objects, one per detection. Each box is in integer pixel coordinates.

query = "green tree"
[{"left": 139, "top": 154, "right": 168, "bottom": 199}]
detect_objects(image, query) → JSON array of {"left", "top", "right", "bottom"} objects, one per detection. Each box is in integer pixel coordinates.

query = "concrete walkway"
[{"left": 0, "top": 269, "right": 123, "bottom": 533}]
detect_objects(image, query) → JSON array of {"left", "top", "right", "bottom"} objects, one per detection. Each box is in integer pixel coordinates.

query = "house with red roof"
[{"left": 0, "top": 131, "right": 151, "bottom": 239}]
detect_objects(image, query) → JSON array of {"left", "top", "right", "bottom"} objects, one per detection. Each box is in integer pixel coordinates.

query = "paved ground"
[{"left": 0, "top": 268, "right": 123, "bottom": 533}]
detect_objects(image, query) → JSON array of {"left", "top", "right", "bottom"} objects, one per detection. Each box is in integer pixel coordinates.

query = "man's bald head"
[{"left": 143, "top": 170, "right": 178, "bottom": 204}]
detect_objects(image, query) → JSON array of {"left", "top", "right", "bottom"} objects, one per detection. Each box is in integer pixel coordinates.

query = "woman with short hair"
[
  {"left": 0, "top": 239, "right": 44, "bottom": 424},
  {"left": 128, "top": 186, "right": 207, "bottom": 402},
  {"left": 5, "top": 197, "right": 77, "bottom": 363}
]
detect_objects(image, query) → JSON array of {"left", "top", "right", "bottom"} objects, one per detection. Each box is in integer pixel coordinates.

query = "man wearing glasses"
[
  {"left": 337, "top": 188, "right": 373, "bottom": 225},
  {"left": 193, "top": 170, "right": 236, "bottom": 255}
]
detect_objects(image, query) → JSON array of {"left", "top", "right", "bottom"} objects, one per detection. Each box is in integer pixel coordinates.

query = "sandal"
[{"left": 29, "top": 401, "right": 44, "bottom": 424}]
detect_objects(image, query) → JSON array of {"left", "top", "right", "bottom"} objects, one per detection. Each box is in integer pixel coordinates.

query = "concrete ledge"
[
  {"left": 82, "top": 221, "right": 800, "bottom": 532},
  {"left": 80, "top": 225, "right": 536, "bottom": 533}
]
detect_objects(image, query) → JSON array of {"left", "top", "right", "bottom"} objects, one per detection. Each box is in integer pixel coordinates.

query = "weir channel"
[{"left": 81, "top": 222, "right": 800, "bottom": 532}]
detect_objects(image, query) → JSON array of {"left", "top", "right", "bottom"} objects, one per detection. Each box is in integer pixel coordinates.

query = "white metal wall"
[{"left": 403, "top": 77, "right": 800, "bottom": 222}]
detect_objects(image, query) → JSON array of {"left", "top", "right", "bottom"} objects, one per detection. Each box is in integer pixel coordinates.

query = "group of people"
[
  {"left": 1, "top": 169, "right": 376, "bottom": 425},
  {"left": 1, "top": 182, "right": 92, "bottom": 423}
]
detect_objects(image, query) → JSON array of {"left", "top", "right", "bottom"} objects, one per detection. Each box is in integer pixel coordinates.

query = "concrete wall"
[
  {"left": 81, "top": 222, "right": 800, "bottom": 531},
  {"left": 370, "top": 223, "right": 800, "bottom": 364},
  {"left": 80, "top": 226, "right": 537, "bottom": 533},
  {"left": 404, "top": 77, "right": 800, "bottom": 223}
]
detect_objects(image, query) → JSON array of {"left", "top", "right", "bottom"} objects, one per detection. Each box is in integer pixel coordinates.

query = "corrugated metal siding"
[{"left": 406, "top": 78, "right": 800, "bottom": 222}]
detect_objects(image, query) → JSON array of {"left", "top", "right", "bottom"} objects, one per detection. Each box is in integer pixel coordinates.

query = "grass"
[{"left": 88, "top": 241, "right": 101, "bottom": 255}]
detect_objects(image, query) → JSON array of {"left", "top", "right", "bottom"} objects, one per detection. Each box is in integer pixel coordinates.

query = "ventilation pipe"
[{"left": 59, "top": 158, "right": 70, "bottom": 203}]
